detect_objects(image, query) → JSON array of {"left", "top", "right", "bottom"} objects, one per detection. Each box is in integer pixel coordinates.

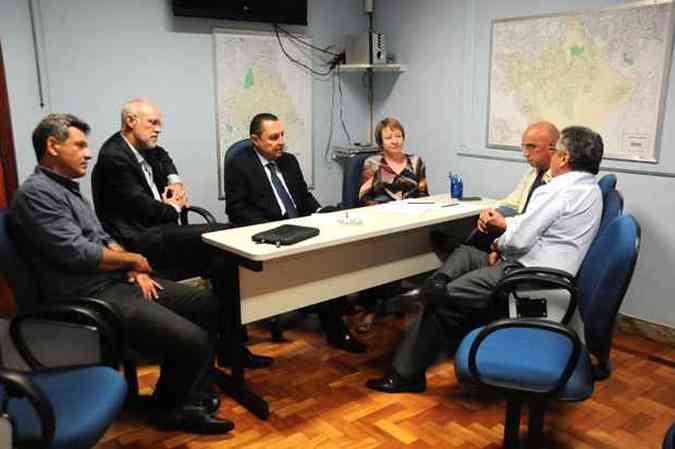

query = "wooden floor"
[{"left": 96, "top": 310, "right": 675, "bottom": 449}]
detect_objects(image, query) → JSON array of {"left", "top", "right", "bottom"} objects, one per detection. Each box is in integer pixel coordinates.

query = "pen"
[{"left": 441, "top": 203, "right": 459, "bottom": 208}]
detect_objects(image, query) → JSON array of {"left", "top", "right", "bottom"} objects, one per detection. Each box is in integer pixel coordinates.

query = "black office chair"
[{"left": 454, "top": 214, "right": 641, "bottom": 449}]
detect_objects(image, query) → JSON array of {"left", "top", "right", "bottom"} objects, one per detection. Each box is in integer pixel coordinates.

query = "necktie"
[
  {"left": 522, "top": 170, "right": 546, "bottom": 212},
  {"left": 267, "top": 162, "right": 298, "bottom": 218}
]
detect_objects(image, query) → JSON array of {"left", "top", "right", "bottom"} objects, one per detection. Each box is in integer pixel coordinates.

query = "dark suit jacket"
[
  {"left": 225, "top": 145, "right": 320, "bottom": 226},
  {"left": 93, "top": 132, "right": 180, "bottom": 250}
]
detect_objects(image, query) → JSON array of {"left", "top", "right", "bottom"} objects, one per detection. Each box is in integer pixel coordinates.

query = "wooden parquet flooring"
[{"left": 96, "top": 312, "right": 675, "bottom": 449}]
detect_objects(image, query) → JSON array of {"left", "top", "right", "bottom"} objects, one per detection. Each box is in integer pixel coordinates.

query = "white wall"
[
  {"left": 375, "top": 0, "right": 675, "bottom": 328},
  {"left": 0, "top": 0, "right": 369, "bottom": 218}
]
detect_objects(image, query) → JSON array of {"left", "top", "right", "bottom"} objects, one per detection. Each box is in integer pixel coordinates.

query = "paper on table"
[{"left": 377, "top": 199, "right": 456, "bottom": 215}]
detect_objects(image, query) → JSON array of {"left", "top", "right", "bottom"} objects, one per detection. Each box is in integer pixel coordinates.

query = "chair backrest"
[
  {"left": 599, "top": 189, "right": 624, "bottom": 234},
  {"left": 224, "top": 138, "right": 253, "bottom": 167},
  {"left": 340, "top": 153, "right": 370, "bottom": 209},
  {"left": 90, "top": 162, "right": 104, "bottom": 220},
  {"left": 664, "top": 423, "right": 675, "bottom": 449},
  {"left": 0, "top": 209, "right": 40, "bottom": 314},
  {"left": 597, "top": 173, "right": 617, "bottom": 196},
  {"left": 576, "top": 214, "right": 640, "bottom": 365}
]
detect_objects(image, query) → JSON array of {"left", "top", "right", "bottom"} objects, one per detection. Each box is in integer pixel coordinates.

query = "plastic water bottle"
[{"left": 450, "top": 173, "right": 463, "bottom": 200}]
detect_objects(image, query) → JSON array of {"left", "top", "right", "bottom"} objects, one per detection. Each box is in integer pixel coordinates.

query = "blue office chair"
[
  {"left": 340, "top": 153, "right": 371, "bottom": 209},
  {"left": 664, "top": 423, "right": 675, "bottom": 449},
  {"left": 597, "top": 173, "right": 617, "bottom": 197},
  {"left": 1, "top": 314, "right": 127, "bottom": 449},
  {"left": 599, "top": 189, "right": 623, "bottom": 234},
  {"left": 224, "top": 138, "right": 253, "bottom": 167},
  {"left": 0, "top": 209, "right": 133, "bottom": 397},
  {"left": 0, "top": 210, "right": 127, "bottom": 448},
  {"left": 454, "top": 214, "right": 641, "bottom": 449}
]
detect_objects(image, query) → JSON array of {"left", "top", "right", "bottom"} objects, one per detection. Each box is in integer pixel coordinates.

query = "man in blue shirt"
[
  {"left": 10, "top": 114, "right": 234, "bottom": 434},
  {"left": 366, "top": 126, "right": 604, "bottom": 393}
]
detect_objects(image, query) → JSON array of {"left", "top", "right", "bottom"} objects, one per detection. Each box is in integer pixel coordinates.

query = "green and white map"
[
  {"left": 487, "top": 1, "right": 674, "bottom": 162},
  {"left": 213, "top": 30, "right": 312, "bottom": 197}
]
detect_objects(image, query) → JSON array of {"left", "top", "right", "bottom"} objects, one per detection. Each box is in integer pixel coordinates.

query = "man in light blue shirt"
[{"left": 366, "top": 126, "right": 604, "bottom": 393}]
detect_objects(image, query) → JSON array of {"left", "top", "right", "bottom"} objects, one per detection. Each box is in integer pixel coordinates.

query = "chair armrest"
[
  {"left": 10, "top": 305, "right": 120, "bottom": 369},
  {"left": 180, "top": 206, "right": 217, "bottom": 225},
  {"left": 0, "top": 369, "right": 55, "bottom": 446},
  {"left": 495, "top": 267, "right": 578, "bottom": 324},
  {"left": 499, "top": 266, "right": 575, "bottom": 284},
  {"left": 468, "top": 318, "right": 582, "bottom": 396},
  {"left": 316, "top": 205, "right": 341, "bottom": 213},
  {"left": 47, "top": 296, "right": 126, "bottom": 357}
]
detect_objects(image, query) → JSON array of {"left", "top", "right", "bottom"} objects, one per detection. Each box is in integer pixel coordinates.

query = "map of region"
[
  {"left": 214, "top": 30, "right": 312, "bottom": 197},
  {"left": 488, "top": 1, "right": 673, "bottom": 162}
]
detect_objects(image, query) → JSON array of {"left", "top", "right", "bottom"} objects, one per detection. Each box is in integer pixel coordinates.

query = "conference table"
[{"left": 202, "top": 194, "right": 493, "bottom": 419}]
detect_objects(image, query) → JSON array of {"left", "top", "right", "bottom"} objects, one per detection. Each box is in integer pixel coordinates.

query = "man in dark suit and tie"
[
  {"left": 94, "top": 98, "right": 272, "bottom": 369},
  {"left": 94, "top": 98, "right": 226, "bottom": 277},
  {"left": 224, "top": 113, "right": 366, "bottom": 353}
]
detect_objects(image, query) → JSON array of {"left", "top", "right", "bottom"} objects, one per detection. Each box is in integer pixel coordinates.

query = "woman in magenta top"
[
  {"left": 354, "top": 117, "right": 429, "bottom": 332},
  {"left": 358, "top": 117, "right": 429, "bottom": 205}
]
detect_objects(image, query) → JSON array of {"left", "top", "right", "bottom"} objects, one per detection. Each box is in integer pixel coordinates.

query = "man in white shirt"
[
  {"left": 434, "top": 121, "right": 559, "bottom": 255},
  {"left": 366, "top": 126, "right": 604, "bottom": 393}
]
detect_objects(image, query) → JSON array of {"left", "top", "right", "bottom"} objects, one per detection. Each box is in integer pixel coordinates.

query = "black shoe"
[
  {"left": 221, "top": 347, "right": 274, "bottom": 369},
  {"left": 423, "top": 274, "right": 451, "bottom": 305},
  {"left": 366, "top": 369, "right": 426, "bottom": 393},
  {"left": 151, "top": 404, "right": 234, "bottom": 434},
  {"left": 327, "top": 330, "right": 367, "bottom": 353},
  {"left": 188, "top": 390, "right": 220, "bottom": 414}
]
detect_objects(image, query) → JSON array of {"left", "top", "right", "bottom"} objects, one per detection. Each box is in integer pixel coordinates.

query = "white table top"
[{"left": 202, "top": 194, "right": 494, "bottom": 262}]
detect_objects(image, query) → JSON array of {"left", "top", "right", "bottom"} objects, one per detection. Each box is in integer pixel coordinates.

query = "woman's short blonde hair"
[{"left": 375, "top": 117, "right": 405, "bottom": 148}]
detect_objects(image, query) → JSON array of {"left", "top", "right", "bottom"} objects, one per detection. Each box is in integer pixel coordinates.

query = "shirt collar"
[
  {"left": 36, "top": 166, "right": 81, "bottom": 193},
  {"left": 254, "top": 148, "right": 277, "bottom": 168},
  {"left": 542, "top": 168, "right": 553, "bottom": 183},
  {"left": 121, "top": 133, "right": 146, "bottom": 164},
  {"left": 547, "top": 170, "right": 594, "bottom": 188}
]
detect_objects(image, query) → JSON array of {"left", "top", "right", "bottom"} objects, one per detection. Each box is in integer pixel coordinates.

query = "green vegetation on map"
[
  {"left": 569, "top": 46, "right": 585, "bottom": 57},
  {"left": 244, "top": 68, "right": 254, "bottom": 89}
]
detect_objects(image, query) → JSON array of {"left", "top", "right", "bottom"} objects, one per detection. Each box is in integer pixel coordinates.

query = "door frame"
[{"left": 0, "top": 41, "right": 19, "bottom": 207}]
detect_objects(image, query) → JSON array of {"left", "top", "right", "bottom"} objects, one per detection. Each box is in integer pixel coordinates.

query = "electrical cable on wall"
[
  {"left": 274, "top": 24, "right": 340, "bottom": 78},
  {"left": 273, "top": 24, "right": 354, "bottom": 160},
  {"left": 323, "top": 69, "right": 337, "bottom": 161},
  {"left": 336, "top": 66, "right": 352, "bottom": 145},
  {"left": 274, "top": 25, "right": 341, "bottom": 57}
]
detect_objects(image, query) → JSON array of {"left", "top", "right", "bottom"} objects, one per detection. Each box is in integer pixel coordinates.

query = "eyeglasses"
[{"left": 521, "top": 143, "right": 557, "bottom": 153}]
